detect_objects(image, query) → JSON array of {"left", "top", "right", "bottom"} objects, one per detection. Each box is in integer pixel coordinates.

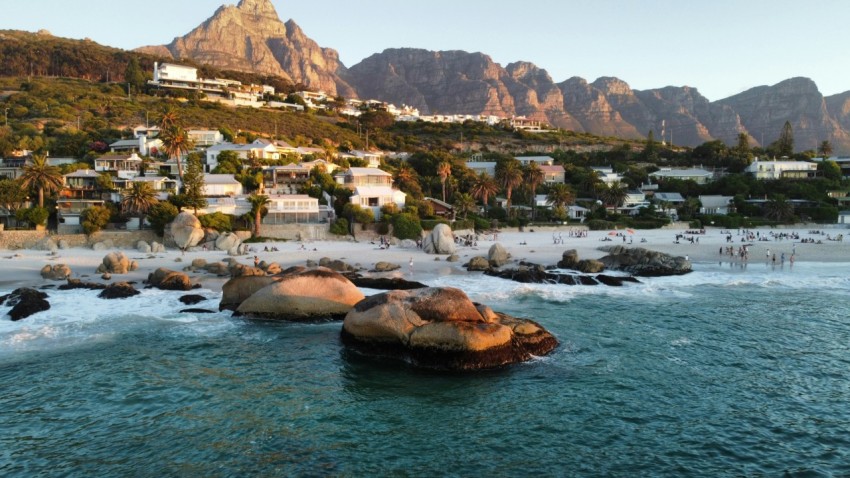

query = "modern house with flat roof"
[
  {"left": 650, "top": 168, "right": 714, "bottom": 184},
  {"left": 745, "top": 160, "right": 818, "bottom": 180}
]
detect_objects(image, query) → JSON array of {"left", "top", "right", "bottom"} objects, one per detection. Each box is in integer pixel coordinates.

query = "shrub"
[
  {"left": 329, "top": 218, "right": 349, "bottom": 236},
  {"left": 420, "top": 219, "right": 449, "bottom": 230},
  {"left": 146, "top": 202, "right": 179, "bottom": 236},
  {"left": 198, "top": 211, "right": 233, "bottom": 232},
  {"left": 15, "top": 207, "right": 49, "bottom": 227},
  {"left": 80, "top": 205, "right": 111, "bottom": 235},
  {"left": 392, "top": 213, "right": 423, "bottom": 240},
  {"left": 586, "top": 219, "right": 615, "bottom": 231},
  {"left": 375, "top": 222, "right": 390, "bottom": 235}
]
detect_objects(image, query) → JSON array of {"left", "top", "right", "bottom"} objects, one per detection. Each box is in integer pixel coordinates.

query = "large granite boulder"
[
  {"left": 236, "top": 268, "right": 365, "bottom": 320},
  {"left": 599, "top": 246, "right": 691, "bottom": 276},
  {"left": 98, "top": 282, "right": 140, "bottom": 299},
  {"left": 576, "top": 259, "right": 605, "bottom": 273},
  {"left": 318, "top": 257, "right": 356, "bottom": 272},
  {"left": 34, "top": 237, "right": 58, "bottom": 252},
  {"left": 488, "top": 243, "right": 509, "bottom": 267},
  {"left": 147, "top": 267, "right": 193, "bottom": 291},
  {"left": 215, "top": 232, "right": 241, "bottom": 252},
  {"left": 1, "top": 288, "right": 50, "bottom": 321},
  {"left": 422, "top": 224, "right": 457, "bottom": 255},
  {"left": 348, "top": 276, "right": 428, "bottom": 290},
  {"left": 220, "top": 275, "right": 280, "bottom": 311},
  {"left": 465, "top": 256, "right": 490, "bottom": 271},
  {"left": 373, "top": 261, "right": 400, "bottom": 272},
  {"left": 557, "top": 250, "right": 579, "bottom": 269},
  {"left": 341, "top": 287, "right": 558, "bottom": 370},
  {"left": 137, "top": 241, "right": 152, "bottom": 253},
  {"left": 150, "top": 241, "right": 166, "bottom": 253},
  {"left": 41, "top": 264, "right": 72, "bottom": 280},
  {"left": 97, "top": 252, "right": 131, "bottom": 274},
  {"left": 169, "top": 212, "right": 204, "bottom": 250}
]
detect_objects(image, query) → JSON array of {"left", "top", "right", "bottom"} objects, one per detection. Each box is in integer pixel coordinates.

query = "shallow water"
[{"left": 2, "top": 263, "right": 850, "bottom": 476}]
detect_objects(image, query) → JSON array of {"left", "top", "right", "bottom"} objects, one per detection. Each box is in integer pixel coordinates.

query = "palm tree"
[
  {"left": 524, "top": 162, "right": 545, "bottom": 219},
  {"left": 601, "top": 182, "right": 628, "bottom": 213},
  {"left": 20, "top": 154, "right": 64, "bottom": 208},
  {"left": 470, "top": 172, "right": 499, "bottom": 213},
  {"left": 453, "top": 192, "right": 476, "bottom": 220},
  {"left": 121, "top": 181, "right": 159, "bottom": 230},
  {"left": 437, "top": 161, "right": 452, "bottom": 203},
  {"left": 546, "top": 183, "right": 575, "bottom": 209},
  {"left": 763, "top": 195, "right": 794, "bottom": 222},
  {"left": 159, "top": 124, "right": 192, "bottom": 185},
  {"left": 248, "top": 193, "right": 270, "bottom": 237},
  {"left": 496, "top": 160, "right": 523, "bottom": 210}
]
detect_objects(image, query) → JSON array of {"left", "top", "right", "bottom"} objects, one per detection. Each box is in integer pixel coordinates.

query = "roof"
[
  {"left": 97, "top": 154, "right": 141, "bottom": 161},
  {"left": 654, "top": 192, "right": 685, "bottom": 202},
  {"left": 129, "top": 176, "right": 170, "bottom": 183},
  {"left": 64, "top": 169, "right": 100, "bottom": 178},
  {"left": 347, "top": 167, "right": 391, "bottom": 177},
  {"left": 651, "top": 168, "right": 713, "bottom": 178},
  {"left": 203, "top": 174, "right": 240, "bottom": 185},
  {"left": 207, "top": 142, "right": 260, "bottom": 152},
  {"left": 425, "top": 197, "right": 453, "bottom": 209},
  {"left": 539, "top": 165, "right": 565, "bottom": 173},
  {"left": 699, "top": 195, "right": 733, "bottom": 208},
  {"left": 110, "top": 139, "right": 141, "bottom": 147},
  {"left": 515, "top": 156, "right": 554, "bottom": 163}
]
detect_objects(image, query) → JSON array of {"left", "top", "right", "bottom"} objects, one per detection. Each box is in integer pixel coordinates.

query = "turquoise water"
[{"left": 2, "top": 262, "right": 850, "bottom": 476}]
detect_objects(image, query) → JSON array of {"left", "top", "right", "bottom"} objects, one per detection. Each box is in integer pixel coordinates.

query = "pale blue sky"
[{"left": 2, "top": 0, "right": 848, "bottom": 101}]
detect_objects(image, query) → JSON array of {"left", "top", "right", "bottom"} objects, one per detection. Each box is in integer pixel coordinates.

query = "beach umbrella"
[
  {"left": 626, "top": 228, "right": 635, "bottom": 234},
  {"left": 608, "top": 231, "right": 617, "bottom": 235}
]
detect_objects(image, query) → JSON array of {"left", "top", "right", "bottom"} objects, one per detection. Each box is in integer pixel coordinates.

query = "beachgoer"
[
  {"left": 254, "top": 256, "right": 259, "bottom": 267},
  {"left": 408, "top": 257, "right": 414, "bottom": 276}
]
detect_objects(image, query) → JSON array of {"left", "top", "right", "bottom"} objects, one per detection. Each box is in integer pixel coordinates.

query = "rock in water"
[
  {"left": 220, "top": 275, "right": 280, "bottom": 311},
  {"left": 373, "top": 261, "right": 400, "bottom": 272},
  {"left": 169, "top": 212, "right": 204, "bottom": 250},
  {"left": 465, "top": 256, "right": 490, "bottom": 271},
  {"left": 341, "top": 287, "right": 558, "bottom": 370},
  {"left": 488, "top": 243, "right": 509, "bottom": 267},
  {"left": 599, "top": 246, "right": 691, "bottom": 276},
  {"left": 147, "top": 268, "right": 193, "bottom": 291},
  {"left": 422, "top": 224, "right": 457, "bottom": 254},
  {"left": 236, "top": 268, "right": 364, "bottom": 321},
  {"left": 98, "top": 282, "right": 140, "bottom": 299},
  {"left": 179, "top": 294, "right": 207, "bottom": 305},
  {"left": 2, "top": 288, "right": 50, "bottom": 321}
]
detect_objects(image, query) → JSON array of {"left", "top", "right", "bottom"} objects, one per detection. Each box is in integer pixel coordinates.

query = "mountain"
[{"left": 136, "top": 0, "right": 354, "bottom": 97}]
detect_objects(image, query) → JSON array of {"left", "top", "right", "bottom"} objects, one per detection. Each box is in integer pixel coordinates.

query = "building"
[
  {"left": 650, "top": 168, "right": 715, "bottom": 184},
  {"left": 540, "top": 165, "right": 566, "bottom": 184},
  {"left": 424, "top": 197, "right": 454, "bottom": 218},
  {"left": 149, "top": 62, "right": 273, "bottom": 107},
  {"left": 205, "top": 140, "right": 279, "bottom": 171},
  {"left": 94, "top": 153, "right": 143, "bottom": 179},
  {"left": 58, "top": 169, "right": 108, "bottom": 233},
  {"left": 202, "top": 174, "right": 243, "bottom": 196},
  {"left": 838, "top": 211, "right": 850, "bottom": 225},
  {"left": 591, "top": 167, "right": 625, "bottom": 186},
  {"left": 337, "top": 168, "right": 405, "bottom": 219},
  {"left": 745, "top": 159, "right": 818, "bottom": 180},
  {"left": 262, "top": 194, "right": 322, "bottom": 224},
  {"left": 514, "top": 156, "right": 554, "bottom": 166},
  {"left": 109, "top": 136, "right": 162, "bottom": 156},
  {"left": 465, "top": 161, "right": 497, "bottom": 177},
  {"left": 699, "top": 195, "right": 734, "bottom": 215},
  {"left": 188, "top": 129, "right": 225, "bottom": 147}
]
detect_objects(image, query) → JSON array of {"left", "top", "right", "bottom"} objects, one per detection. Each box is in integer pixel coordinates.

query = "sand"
[{"left": 2, "top": 225, "right": 849, "bottom": 293}]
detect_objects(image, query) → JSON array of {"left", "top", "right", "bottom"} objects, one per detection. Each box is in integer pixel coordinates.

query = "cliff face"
[{"left": 135, "top": 0, "right": 354, "bottom": 96}]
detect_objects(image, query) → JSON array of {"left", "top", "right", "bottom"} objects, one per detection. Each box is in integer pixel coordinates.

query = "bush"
[
  {"left": 198, "top": 212, "right": 233, "bottom": 232},
  {"left": 473, "top": 216, "right": 490, "bottom": 231},
  {"left": 329, "top": 218, "right": 350, "bottom": 236},
  {"left": 146, "top": 202, "right": 179, "bottom": 236},
  {"left": 15, "top": 207, "right": 49, "bottom": 227},
  {"left": 586, "top": 219, "right": 615, "bottom": 231},
  {"left": 375, "top": 222, "right": 390, "bottom": 235},
  {"left": 420, "top": 219, "right": 449, "bottom": 230},
  {"left": 392, "top": 213, "right": 423, "bottom": 240},
  {"left": 81, "top": 205, "right": 111, "bottom": 235}
]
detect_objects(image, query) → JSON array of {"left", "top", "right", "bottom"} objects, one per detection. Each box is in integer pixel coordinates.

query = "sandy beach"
[{"left": 2, "top": 225, "right": 849, "bottom": 293}]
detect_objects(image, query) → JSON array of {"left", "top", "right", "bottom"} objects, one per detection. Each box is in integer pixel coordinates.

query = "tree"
[
  {"left": 496, "top": 159, "right": 523, "bottom": 210},
  {"left": 20, "top": 154, "right": 63, "bottom": 208},
  {"left": 763, "top": 194, "right": 794, "bottom": 222},
  {"left": 247, "top": 193, "right": 270, "bottom": 237},
  {"left": 776, "top": 121, "right": 794, "bottom": 157},
  {"left": 80, "top": 205, "right": 111, "bottom": 235},
  {"left": 546, "top": 183, "right": 575, "bottom": 209},
  {"left": 0, "top": 178, "right": 28, "bottom": 215},
  {"left": 524, "top": 161, "right": 545, "bottom": 218},
  {"left": 96, "top": 173, "right": 115, "bottom": 191},
  {"left": 470, "top": 172, "right": 499, "bottom": 212},
  {"left": 453, "top": 192, "right": 476, "bottom": 220},
  {"left": 180, "top": 154, "right": 207, "bottom": 214},
  {"left": 124, "top": 57, "right": 146, "bottom": 92},
  {"left": 437, "top": 161, "right": 452, "bottom": 203},
  {"left": 359, "top": 110, "right": 395, "bottom": 130},
  {"left": 642, "top": 130, "right": 659, "bottom": 160},
  {"left": 158, "top": 109, "right": 193, "bottom": 185},
  {"left": 394, "top": 164, "right": 422, "bottom": 199},
  {"left": 121, "top": 182, "right": 159, "bottom": 230},
  {"left": 146, "top": 201, "right": 179, "bottom": 236},
  {"left": 601, "top": 182, "right": 628, "bottom": 213},
  {"left": 818, "top": 140, "right": 833, "bottom": 159}
]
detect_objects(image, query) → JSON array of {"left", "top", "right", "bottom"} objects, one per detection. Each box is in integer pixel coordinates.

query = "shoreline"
[{"left": 1, "top": 226, "right": 849, "bottom": 294}]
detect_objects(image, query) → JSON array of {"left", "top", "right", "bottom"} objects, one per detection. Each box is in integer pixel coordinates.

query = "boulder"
[
  {"left": 179, "top": 294, "right": 207, "bottom": 305},
  {"left": 136, "top": 241, "right": 152, "bottom": 253},
  {"left": 147, "top": 267, "right": 193, "bottom": 291},
  {"left": 101, "top": 273, "right": 112, "bottom": 280},
  {"left": 422, "top": 223, "right": 456, "bottom": 255},
  {"left": 305, "top": 259, "right": 318, "bottom": 268},
  {"left": 180, "top": 308, "right": 216, "bottom": 314},
  {"left": 40, "top": 264, "right": 72, "bottom": 280},
  {"left": 57, "top": 239, "right": 69, "bottom": 250},
  {"left": 446, "top": 254, "right": 459, "bottom": 262},
  {"left": 150, "top": 241, "right": 165, "bottom": 253},
  {"left": 466, "top": 256, "right": 491, "bottom": 271},
  {"left": 34, "top": 237, "right": 58, "bottom": 252},
  {"left": 203, "top": 229, "right": 221, "bottom": 244},
  {"left": 318, "top": 257, "right": 356, "bottom": 272},
  {"left": 191, "top": 258, "right": 208, "bottom": 269},
  {"left": 203, "top": 261, "right": 230, "bottom": 276},
  {"left": 488, "top": 243, "right": 509, "bottom": 267},
  {"left": 236, "top": 268, "right": 365, "bottom": 320},
  {"left": 229, "top": 263, "right": 267, "bottom": 278},
  {"left": 220, "top": 275, "right": 280, "bottom": 311},
  {"left": 348, "top": 276, "right": 428, "bottom": 290},
  {"left": 599, "top": 246, "right": 692, "bottom": 276},
  {"left": 576, "top": 259, "right": 605, "bottom": 273},
  {"left": 169, "top": 212, "right": 204, "bottom": 250},
  {"left": 557, "top": 250, "right": 579, "bottom": 269},
  {"left": 373, "top": 261, "right": 401, "bottom": 272},
  {"left": 1, "top": 288, "right": 50, "bottom": 321},
  {"left": 58, "top": 279, "right": 106, "bottom": 291},
  {"left": 399, "top": 239, "right": 418, "bottom": 249},
  {"left": 129, "top": 260, "right": 138, "bottom": 272},
  {"left": 341, "top": 287, "right": 558, "bottom": 370},
  {"left": 264, "top": 262, "right": 282, "bottom": 275},
  {"left": 215, "top": 232, "right": 241, "bottom": 252},
  {"left": 98, "top": 282, "right": 140, "bottom": 299},
  {"left": 98, "top": 252, "right": 131, "bottom": 274}
]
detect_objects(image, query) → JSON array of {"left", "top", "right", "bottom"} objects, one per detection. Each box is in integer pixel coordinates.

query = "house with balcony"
[
  {"left": 94, "top": 153, "right": 143, "bottom": 179},
  {"left": 109, "top": 136, "right": 162, "bottom": 156},
  {"left": 745, "top": 159, "right": 818, "bottom": 180},
  {"left": 515, "top": 156, "right": 554, "bottom": 166},
  {"left": 112, "top": 176, "right": 178, "bottom": 201},
  {"left": 591, "top": 167, "right": 625, "bottom": 186},
  {"left": 205, "top": 140, "right": 279, "bottom": 171},
  {"left": 263, "top": 164, "right": 311, "bottom": 195},
  {"left": 699, "top": 195, "right": 734, "bottom": 215},
  {"left": 202, "top": 174, "right": 243, "bottom": 197},
  {"left": 263, "top": 194, "right": 323, "bottom": 224},
  {"left": 337, "top": 168, "right": 405, "bottom": 219},
  {"left": 540, "top": 164, "right": 565, "bottom": 184},
  {"left": 57, "top": 169, "right": 109, "bottom": 233},
  {"left": 650, "top": 168, "right": 715, "bottom": 184},
  {"left": 188, "top": 129, "right": 224, "bottom": 147}
]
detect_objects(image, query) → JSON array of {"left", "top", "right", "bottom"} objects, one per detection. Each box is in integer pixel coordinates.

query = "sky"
[{"left": 2, "top": 0, "right": 848, "bottom": 101}]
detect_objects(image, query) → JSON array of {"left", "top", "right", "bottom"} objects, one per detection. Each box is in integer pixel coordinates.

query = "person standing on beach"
[{"left": 408, "top": 257, "right": 414, "bottom": 277}]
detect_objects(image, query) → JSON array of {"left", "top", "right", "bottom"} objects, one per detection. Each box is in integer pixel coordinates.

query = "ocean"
[{"left": 2, "top": 262, "right": 850, "bottom": 476}]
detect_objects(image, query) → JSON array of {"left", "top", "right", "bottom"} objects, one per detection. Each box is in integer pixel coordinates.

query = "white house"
[
  {"left": 337, "top": 168, "right": 405, "bottom": 219},
  {"left": 650, "top": 168, "right": 715, "bottom": 184},
  {"left": 94, "top": 153, "right": 143, "bottom": 179},
  {"left": 262, "top": 194, "right": 322, "bottom": 224},
  {"left": 699, "top": 195, "right": 734, "bottom": 215},
  {"left": 465, "top": 161, "right": 497, "bottom": 177},
  {"left": 202, "top": 174, "right": 243, "bottom": 196},
  {"left": 745, "top": 159, "right": 818, "bottom": 180},
  {"left": 838, "top": 210, "right": 850, "bottom": 225},
  {"left": 188, "top": 129, "right": 224, "bottom": 147},
  {"left": 591, "top": 167, "right": 625, "bottom": 186},
  {"left": 515, "top": 155, "right": 554, "bottom": 166},
  {"left": 539, "top": 164, "right": 565, "bottom": 184},
  {"left": 205, "top": 140, "right": 279, "bottom": 171}
]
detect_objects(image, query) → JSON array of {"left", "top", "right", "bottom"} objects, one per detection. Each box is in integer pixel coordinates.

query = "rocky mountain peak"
[
  {"left": 592, "top": 77, "right": 633, "bottom": 96},
  {"left": 237, "top": 0, "right": 279, "bottom": 17}
]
